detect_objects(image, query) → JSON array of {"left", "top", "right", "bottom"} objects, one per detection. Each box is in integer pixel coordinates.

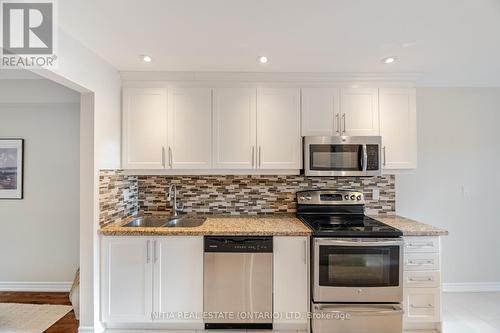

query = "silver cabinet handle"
[
  {"left": 168, "top": 146, "right": 173, "bottom": 167},
  {"left": 408, "top": 260, "right": 433, "bottom": 265},
  {"left": 342, "top": 113, "right": 346, "bottom": 134},
  {"left": 410, "top": 304, "right": 434, "bottom": 309},
  {"left": 161, "top": 147, "right": 166, "bottom": 168},
  {"left": 146, "top": 240, "right": 150, "bottom": 263},
  {"left": 303, "top": 239, "right": 307, "bottom": 265},
  {"left": 335, "top": 113, "right": 340, "bottom": 134},
  {"left": 383, "top": 146, "right": 387, "bottom": 166},
  {"left": 409, "top": 277, "right": 434, "bottom": 282},
  {"left": 153, "top": 240, "right": 158, "bottom": 263},
  {"left": 407, "top": 242, "right": 434, "bottom": 248},
  {"left": 258, "top": 146, "right": 262, "bottom": 168},
  {"left": 251, "top": 146, "right": 255, "bottom": 168}
]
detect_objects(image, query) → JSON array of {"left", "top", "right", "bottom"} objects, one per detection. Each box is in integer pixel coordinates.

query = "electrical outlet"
[{"left": 372, "top": 188, "right": 380, "bottom": 201}]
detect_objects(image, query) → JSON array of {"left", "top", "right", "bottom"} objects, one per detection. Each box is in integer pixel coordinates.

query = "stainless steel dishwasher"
[{"left": 204, "top": 236, "right": 273, "bottom": 329}]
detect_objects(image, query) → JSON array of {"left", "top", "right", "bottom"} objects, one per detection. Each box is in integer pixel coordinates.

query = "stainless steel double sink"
[{"left": 123, "top": 216, "right": 206, "bottom": 228}]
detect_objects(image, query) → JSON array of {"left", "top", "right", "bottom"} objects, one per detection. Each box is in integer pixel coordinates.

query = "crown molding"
[{"left": 120, "top": 71, "right": 421, "bottom": 86}]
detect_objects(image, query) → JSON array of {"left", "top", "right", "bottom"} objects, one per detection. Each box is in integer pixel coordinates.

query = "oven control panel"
[{"left": 297, "top": 190, "right": 364, "bottom": 205}]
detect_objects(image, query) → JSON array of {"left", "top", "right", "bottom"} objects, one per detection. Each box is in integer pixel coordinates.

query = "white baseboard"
[
  {"left": 443, "top": 282, "right": 500, "bottom": 292},
  {"left": 78, "top": 326, "right": 95, "bottom": 333},
  {"left": 0, "top": 281, "right": 73, "bottom": 292}
]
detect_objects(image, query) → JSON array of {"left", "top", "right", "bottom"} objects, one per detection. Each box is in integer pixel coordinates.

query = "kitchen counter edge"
[
  {"left": 99, "top": 215, "right": 312, "bottom": 237},
  {"left": 371, "top": 215, "right": 449, "bottom": 236}
]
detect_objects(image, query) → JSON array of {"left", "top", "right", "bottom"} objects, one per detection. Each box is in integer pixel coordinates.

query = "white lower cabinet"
[
  {"left": 101, "top": 236, "right": 203, "bottom": 328},
  {"left": 154, "top": 237, "right": 204, "bottom": 327},
  {"left": 273, "top": 236, "right": 309, "bottom": 330},
  {"left": 403, "top": 236, "right": 442, "bottom": 331},
  {"left": 101, "top": 237, "right": 153, "bottom": 323}
]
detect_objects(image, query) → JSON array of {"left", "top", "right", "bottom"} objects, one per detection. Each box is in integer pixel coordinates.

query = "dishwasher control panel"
[{"left": 204, "top": 236, "right": 273, "bottom": 253}]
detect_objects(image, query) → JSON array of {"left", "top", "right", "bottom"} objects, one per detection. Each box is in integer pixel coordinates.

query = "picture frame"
[{"left": 0, "top": 139, "right": 24, "bottom": 199}]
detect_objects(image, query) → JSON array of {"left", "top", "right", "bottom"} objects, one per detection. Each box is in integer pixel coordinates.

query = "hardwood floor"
[{"left": 0, "top": 292, "right": 78, "bottom": 333}]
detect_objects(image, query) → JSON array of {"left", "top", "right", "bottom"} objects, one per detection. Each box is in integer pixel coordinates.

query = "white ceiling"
[{"left": 58, "top": 0, "right": 500, "bottom": 86}]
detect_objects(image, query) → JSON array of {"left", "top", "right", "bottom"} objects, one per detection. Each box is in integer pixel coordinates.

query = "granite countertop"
[
  {"left": 371, "top": 215, "right": 449, "bottom": 236},
  {"left": 99, "top": 215, "right": 312, "bottom": 236}
]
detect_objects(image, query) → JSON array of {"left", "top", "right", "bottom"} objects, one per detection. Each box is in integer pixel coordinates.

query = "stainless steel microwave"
[{"left": 304, "top": 136, "right": 382, "bottom": 176}]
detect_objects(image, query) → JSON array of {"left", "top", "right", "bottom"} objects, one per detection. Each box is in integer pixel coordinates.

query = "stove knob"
[
  {"left": 299, "top": 196, "right": 305, "bottom": 201},
  {"left": 350, "top": 195, "right": 356, "bottom": 200},
  {"left": 344, "top": 195, "right": 349, "bottom": 200},
  {"left": 356, "top": 195, "right": 362, "bottom": 201},
  {"left": 305, "top": 195, "right": 312, "bottom": 201}
]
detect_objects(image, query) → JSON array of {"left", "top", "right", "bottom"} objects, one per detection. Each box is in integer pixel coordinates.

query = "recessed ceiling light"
[
  {"left": 141, "top": 55, "right": 152, "bottom": 63},
  {"left": 382, "top": 56, "right": 397, "bottom": 64},
  {"left": 258, "top": 56, "right": 269, "bottom": 64}
]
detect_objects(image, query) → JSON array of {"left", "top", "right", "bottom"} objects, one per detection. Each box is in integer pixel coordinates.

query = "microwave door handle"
[{"left": 362, "top": 144, "right": 368, "bottom": 172}]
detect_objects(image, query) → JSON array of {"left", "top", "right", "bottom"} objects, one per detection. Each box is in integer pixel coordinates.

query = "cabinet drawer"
[
  {"left": 403, "top": 288, "right": 441, "bottom": 323},
  {"left": 404, "top": 237, "right": 440, "bottom": 253},
  {"left": 404, "top": 271, "right": 440, "bottom": 288},
  {"left": 404, "top": 253, "right": 440, "bottom": 271}
]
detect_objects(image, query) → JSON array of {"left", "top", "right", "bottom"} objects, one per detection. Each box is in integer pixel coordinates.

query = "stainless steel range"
[{"left": 296, "top": 189, "right": 404, "bottom": 333}]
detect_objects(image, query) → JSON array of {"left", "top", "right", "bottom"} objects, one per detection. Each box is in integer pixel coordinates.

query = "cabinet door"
[
  {"left": 257, "top": 88, "right": 301, "bottom": 169},
  {"left": 153, "top": 237, "right": 204, "bottom": 329},
  {"left": 403, "top": 288, "right": 441, "bottom": 323},
  {"left": 122, "top": 88, "right": 168, "bottom": 169},
  {"left": 168, "top": 87, "right": 212, "bottom": 169},
  {"left": 340, "top": 88, "right": 379, "bottom": 136},
  {"left": 273, "top": 236, "right": 309, "bottom": 330},
  {"left": 379, "top": 88, "right": 417, "bottom": 170},
  {"left": 101, "top": 237, "right": 153, "bottom": 323},
  {"left": 301, "top": 88, "right": 340, "bottom": 136},
  {"left": 213, "top": 88, "right": 257, "bottom": 169}
]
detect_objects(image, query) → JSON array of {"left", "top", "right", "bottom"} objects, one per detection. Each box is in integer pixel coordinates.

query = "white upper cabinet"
[
  {"left": 339, "top": 88, "right": 380, "bottom": 136},
  {"left": 122, "top": 84, "right": 416, "bottom": 173},
  {"left": 101, "top": 237, "right": 153, "bottom": 323},
  {"left": 212, "top": 88, "right": 257, "bottom": 169},
  {"left": 168, "top": 87, "right": 212, "bottom": 169},
  {"left": 257, "top": 88, "right": 301, "bottom": 169},
  {"left": 379, "top": 88, "right": 417, "bottom": 170},
  {"left": 122, "top": 88, "right": 168, "bottom": 169},
  {"left": 302, "top": 88, "right": 340, "bottom": 136}
]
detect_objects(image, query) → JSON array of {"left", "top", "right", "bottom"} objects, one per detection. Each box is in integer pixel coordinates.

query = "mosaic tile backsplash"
[
  {"left": 138, "top": 175, "right": 395, "bottom": 215},
  {"left": 99, "top": 170, "right": 138, "bottom": 226},
  {"left": 99, "top": 170, "right": 395, "bottom": 225}
]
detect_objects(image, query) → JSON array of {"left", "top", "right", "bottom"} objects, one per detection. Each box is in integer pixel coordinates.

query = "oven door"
[
  {"left": 304, "top": 136, "right": 381, "bottom": 177},
  {"left": 313, "top": 238, "right": 403, "bottom": 303}
]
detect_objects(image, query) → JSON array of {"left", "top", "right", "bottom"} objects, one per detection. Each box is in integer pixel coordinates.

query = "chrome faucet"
[{"left": 167, "top": 184, "right": 184, "bottom": 217}]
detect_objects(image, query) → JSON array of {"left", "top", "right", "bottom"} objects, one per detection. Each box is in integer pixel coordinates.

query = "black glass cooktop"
[{"left": 298, "top": 214, "right": 403, "bottom": 237}]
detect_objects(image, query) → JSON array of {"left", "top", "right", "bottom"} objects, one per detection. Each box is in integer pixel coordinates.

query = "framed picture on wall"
[{"left": 0, "top": 139, "right": 24, "bottom": 199}]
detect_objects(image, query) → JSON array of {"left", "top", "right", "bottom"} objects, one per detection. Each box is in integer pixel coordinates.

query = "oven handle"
[
  {"left": 315, "top": 238, "right": 403, "bottom": 247},
  {"left": 314, "top": 304, "right": 404, "bottom": 317}
]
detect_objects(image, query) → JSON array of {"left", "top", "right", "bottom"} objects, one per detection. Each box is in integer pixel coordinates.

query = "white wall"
[
  {"left": 0, "top": 79, "right": 80, "bottom": 285},
  {"left": 397, "top": 88, "right": 500, "bottom": 286},
  {"left": 33, "top": 28, "right": 122, "bottom": 330}
]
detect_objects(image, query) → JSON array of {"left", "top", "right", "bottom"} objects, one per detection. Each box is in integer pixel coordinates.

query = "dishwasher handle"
[{"left": 204, "top": 236, "right": 273, "bottom": 253}]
